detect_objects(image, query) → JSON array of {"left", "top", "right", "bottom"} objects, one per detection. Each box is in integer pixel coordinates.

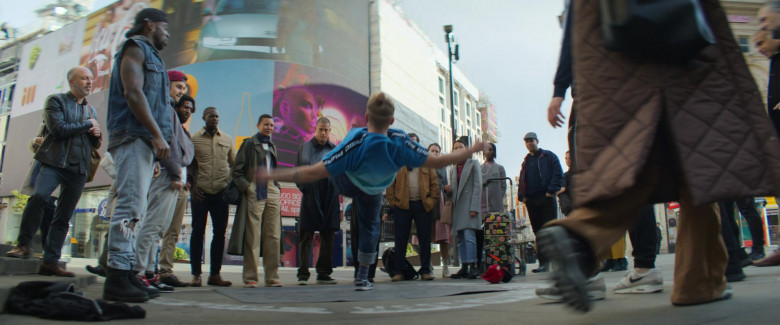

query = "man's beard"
[{"left": 177, "top": 112, "right": 190, "bottom": 124}]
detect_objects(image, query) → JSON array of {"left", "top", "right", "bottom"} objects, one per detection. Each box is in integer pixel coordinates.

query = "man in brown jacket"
[
  {"left": 539, "top": 0, "right": 780, "bottom": 313},
  {"left": 385, "top": 133, "right": 440, "bottom": 281}
]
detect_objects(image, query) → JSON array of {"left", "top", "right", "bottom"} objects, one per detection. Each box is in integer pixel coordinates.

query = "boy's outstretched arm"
[
  {"left": 422, "top": 140, "right": 486, "bottom": 169},
  {"left": 257, "top": 161, "right": 331, "bottom": 184}
]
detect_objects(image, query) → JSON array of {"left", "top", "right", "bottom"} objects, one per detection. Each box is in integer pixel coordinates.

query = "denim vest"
[{"left": 107, "top": 36, "right": 173, "bottom": 150}]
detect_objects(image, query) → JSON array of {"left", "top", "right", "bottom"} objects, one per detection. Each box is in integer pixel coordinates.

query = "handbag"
[
  {"left": 224, "top": 138, "right": 251, "bottom": 205},
  {"left": 86, "top": 108, "right": 101, "bottom": 183},
  {"left": 440, "top": 197, "right": 453, "bottom": 225},
  {"left": 599, "top": 0, "right": 715, "bottom": 61}
]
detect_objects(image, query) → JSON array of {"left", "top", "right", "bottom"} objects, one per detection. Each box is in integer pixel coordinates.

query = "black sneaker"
[
  {"left": 354, "top": 278, "right": 374, "bottom": 291},
  {"left": 146, "top": 273, "right": 175, "bottom": 292},
  {"left": 316, "top": 276, "right": 337, "bottom": 285},
  {"left": 160, "top": 274, "right": 191, "bottom": 287},
  {"left": 749, "top": 249, "right": 766, "bottom": 261}
]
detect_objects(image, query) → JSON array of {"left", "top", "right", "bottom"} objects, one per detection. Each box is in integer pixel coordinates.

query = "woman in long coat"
[
  {"left": 539, "top": 0, "right": 780, "bottom": 312},
  {"left": 446, "top": 137, "right": 482, "bottom": 279}
]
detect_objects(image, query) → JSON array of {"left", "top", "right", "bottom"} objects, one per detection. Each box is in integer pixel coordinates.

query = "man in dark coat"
[{"left": 296, "top": 117, "right": 340, "bottom": 285}]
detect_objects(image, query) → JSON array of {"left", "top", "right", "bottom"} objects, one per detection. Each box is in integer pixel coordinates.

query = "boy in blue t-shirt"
[{"left": 259, "top": 92, "right": 485, "bottom": 290}]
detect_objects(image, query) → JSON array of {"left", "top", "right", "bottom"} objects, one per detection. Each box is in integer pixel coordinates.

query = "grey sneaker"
[
  {"left": 354, "top": 278, "right": 374, "bottom": 291},
  {"left": 614, "top": 269, "right": 663, "bottom": 294},
  {"left": 536, "top": 274, "right": 606, "bottom": 301}
]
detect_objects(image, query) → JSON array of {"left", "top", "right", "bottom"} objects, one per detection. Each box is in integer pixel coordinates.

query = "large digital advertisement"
[{"left": 2, "top": 0, "right": 371, "bottom": 267}]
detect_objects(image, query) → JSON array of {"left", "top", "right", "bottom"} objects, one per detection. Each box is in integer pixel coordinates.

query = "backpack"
[{"left": 381, "top": 247, "right": 419, "bottom": 280}]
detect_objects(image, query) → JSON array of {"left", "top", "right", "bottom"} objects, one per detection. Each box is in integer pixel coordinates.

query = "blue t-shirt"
[{"left": 323, "top": 128, "right": 429, "bottom": 195}]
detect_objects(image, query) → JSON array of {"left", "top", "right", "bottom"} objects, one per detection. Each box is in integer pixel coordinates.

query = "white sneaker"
[
  {"left": 535, "top": 274, "right": 606, "bottom": 301},
  {"left": 442, "top": 264, "right": 450, "bottom": 278},
  {"left": 614, "top": 269, "right": 663, "bottom": 294}
]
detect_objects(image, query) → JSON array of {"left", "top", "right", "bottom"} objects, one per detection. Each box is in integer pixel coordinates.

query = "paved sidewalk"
[{"left": 1, "top": 252, "right": 779, "bottom": 324}]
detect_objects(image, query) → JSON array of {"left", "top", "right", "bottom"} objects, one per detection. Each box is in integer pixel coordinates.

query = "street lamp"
[{"left": 444, "top": 25, "right": 460, "bottom": 146}]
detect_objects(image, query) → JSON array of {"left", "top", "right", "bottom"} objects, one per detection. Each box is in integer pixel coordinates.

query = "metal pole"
[{"left": 446, "top": 31, "right": 456, "bottom": 146}]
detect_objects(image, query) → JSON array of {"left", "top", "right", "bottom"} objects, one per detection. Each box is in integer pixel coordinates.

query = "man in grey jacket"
[{"left": 6, "top": 66, "right": 102, "bottom": 278}]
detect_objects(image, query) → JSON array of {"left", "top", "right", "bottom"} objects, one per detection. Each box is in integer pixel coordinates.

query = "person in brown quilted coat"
[{"left": 536, "top": 0, "right": 780, "bottom": 313}]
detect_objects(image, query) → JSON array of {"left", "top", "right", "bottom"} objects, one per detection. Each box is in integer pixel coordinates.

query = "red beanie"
[{"left": 167, "top": 70, "right": 187, "bottom": 82}]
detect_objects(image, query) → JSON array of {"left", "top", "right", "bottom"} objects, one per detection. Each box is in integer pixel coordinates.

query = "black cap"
[
  {"left": 524, "top": 132, "right": 538, "bottom": 140},
  {"left": 125, "top": 8, "right": 168, "bottom": 38}
]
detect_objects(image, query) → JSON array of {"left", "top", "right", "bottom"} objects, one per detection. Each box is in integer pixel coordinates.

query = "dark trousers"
[
  {"left": 476, "top": 228, "right": 484, "bottom": 268},
  {"left": 350, "top": 201, "right": 378, "bottom": 279},
  {"left": 190, "top": 191, "right": 229, "bottom": 276},
  {"left": 628, "top": 205, "right": 658, "bottom": 269},
  {"left": 526, "top": 195, "right": 558, "bottom": 267},
  {"left": 297, "top": 229, "right": 335, "bottom": 280},
  {"left": 719, "top": 201, "right": 744, "bottom": 273},
  {"left": 732, "top": 198, "right": 765, "bottom": 248},
  {"left": 17, "top": 165, "right": 86, "bottom": 264},
  {"left": 393, "top": 201, "right": 432, "bottom": 274},
  {"left": 39, "top": 197, "right": 56, "bottom": 249}
]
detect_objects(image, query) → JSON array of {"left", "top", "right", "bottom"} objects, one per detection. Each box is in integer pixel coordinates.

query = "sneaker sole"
[
  {"left": 355, "top": 286, "right": 374, "bottom": 291},
  {"left": 537, "top": 290, "right": 605, "bottom": 302},
  {"left": 537, "top": 227, "right": 592, "bottom": 313},
  {"left": 614, "top": 284, "right": 663, "bottom": 294}
]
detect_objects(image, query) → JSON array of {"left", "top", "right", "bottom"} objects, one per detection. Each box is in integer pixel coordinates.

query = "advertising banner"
[
  {"left": 11, "top": 19, "right": 87, "bottom": 118},
  {"left": 80, "top": 0, "right": 162, "bottom": 94},
  {"left": 279, "top": 187, "right": 302, "bottom": 217}
]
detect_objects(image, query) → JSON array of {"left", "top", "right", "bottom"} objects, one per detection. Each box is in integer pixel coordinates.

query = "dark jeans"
[
  {"left": 526, "top": 195, "right": 558, "bottom": 267},
  {"left": 297, "top": 229, "right": 335, "bottom": 280},
  {"left": 476, "top": 227, "right": 484, "bottom": 268},
  {"left": 733, "top": 198, "right": 765, "bottom": 248},
  {"left": 350, "top": 201, "right": 379, "bottom": 279},
  {"left": 628, "top": 205, "right": 658, "bottom": 269},
  {"left": 17, "top": 165, "right": 86, "bottom": 264},
  {"left": 393, "top": 201, "right": 432, "bottom": 274},
  {"left": 190, "top": 191, "right": 229, "bottom": 276},
  {"left": 39, "top": 196, "right": 56, "bottom": 249},
  {"left": 330, "top": 174, "right": 382, "bottom": 265},
  {"left": 719, "top": 201, "right": 744, "bottom": 273}
]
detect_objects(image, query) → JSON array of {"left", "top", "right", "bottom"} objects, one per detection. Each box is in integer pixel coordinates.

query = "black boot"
[
  {"left": 599, "top": 259, "right": 615, "bottom": 272},
  {"left": 450, "top": 264, "right": 469, "bottom": 279},
  {"left": 467, "top": 263, "right": 479, "bottom": 279},
  {"left": 103, "top": 267, "right": 149, "bottom": 303},
  {"left": 612, "top": 258, "right": 628, "bottom": 272}
]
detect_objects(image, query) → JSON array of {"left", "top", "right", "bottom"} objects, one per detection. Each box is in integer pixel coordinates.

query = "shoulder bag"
[{"left": 600, "top": 0, "right": 715, "bottom": 61}]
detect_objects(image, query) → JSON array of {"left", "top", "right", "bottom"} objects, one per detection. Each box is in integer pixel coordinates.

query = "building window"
[
  {"left": 438, "top": 76, "right": 445, "bottom": 95},
  {"left": 453, "top": 90, "right": 459, "bottom": 117},
  {"left": 738, "top": 35, "right": 750, "bottom": 53},
  {"left": 466, "top": 101, "right": 471, "bottom": 118},
  {"left": 441, "top": 107, "right": 446, "bottom": 122},
  {"left": 476, "top": 112, "right": 481, "bottom": 128}
]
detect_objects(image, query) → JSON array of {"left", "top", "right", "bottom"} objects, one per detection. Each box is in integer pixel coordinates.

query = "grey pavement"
[{"left": 1, "top": 251, "right": 779, "bottom": 324}]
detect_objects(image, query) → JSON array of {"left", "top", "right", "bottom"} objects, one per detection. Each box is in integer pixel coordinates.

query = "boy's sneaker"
[
  {"left": 298, "top": 278, "right": 308, "bottom": 285},
  {"left": 354, "top": 278, "right": 374, "bottom": 291},
  {"left": 614, "top": 269, "right": 663, "bottom": 294},
  {"left": 535, "top": 274, "right": 606, "bottom": 301},
  {"left": 145, "top": 273, "right": 175, "bottom": 292}
]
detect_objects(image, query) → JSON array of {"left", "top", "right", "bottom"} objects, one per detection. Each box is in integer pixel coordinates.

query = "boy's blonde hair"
[{"left": 366, "top": 92, "right": 395, "bottom": 129}]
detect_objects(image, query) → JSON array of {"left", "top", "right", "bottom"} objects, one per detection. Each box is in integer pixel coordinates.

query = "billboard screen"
[{"left": 1, "top": 0, "right": 370, "bottom": 196}]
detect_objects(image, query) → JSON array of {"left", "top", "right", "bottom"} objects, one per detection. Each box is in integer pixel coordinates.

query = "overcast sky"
[
  {"left": 2, "top": 0, "right": 570, "bottom": 179},
  {"left": 398, "top": 0, "right": 571, "bottom": 179}
]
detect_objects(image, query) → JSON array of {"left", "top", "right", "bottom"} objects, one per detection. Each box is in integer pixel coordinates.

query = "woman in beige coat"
[{"left": 538, "top": 0, "right": 780, "bottom": 312}]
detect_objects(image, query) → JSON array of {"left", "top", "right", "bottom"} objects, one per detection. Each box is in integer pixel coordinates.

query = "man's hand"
[
  {"left": 153, "top": 163, "right": 160, "bottom": 178},
  {"left": 255, "top": 169, "right": 271, "bottom": 184},
  {"left": 471, "top": 139, "right": 487, "bottom": 154},
  {"left": 34, "top": 137, "right": 44, "bottom": 145},
  {"left": 90, "top": 127, "right": 101, "bottom": 137},
  {"left": 88, "top": 118, "right": 99, "bottom": 128},
  {"left": 444, "top": 184, "right": 452, "bottom": 193},
  {"left": 547, "top": 97, "right": 566, "bottom": 128},
  {"left": 185, "top": 182, "right": 192, "bottom": 191},
  {"left": 774, "top": 102, "right": 780, "bottom": 111},
  {"left": 382, "top": 214, "right": 389, "bottom": 221},
  {"left": 546, "top": 192, "right": 554, "bottom": 198},
  {"left": 469, "top": 211, "right": 478, "bottom": 217},
  {"left": 191, "top": 186, "right": 205, "bottom": 202},
  {"left": 171, "top": 181, "right": 184, "bottom": 191},
  {"left": 152, "top": 135, "right": 170, "bottom": 160}
]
